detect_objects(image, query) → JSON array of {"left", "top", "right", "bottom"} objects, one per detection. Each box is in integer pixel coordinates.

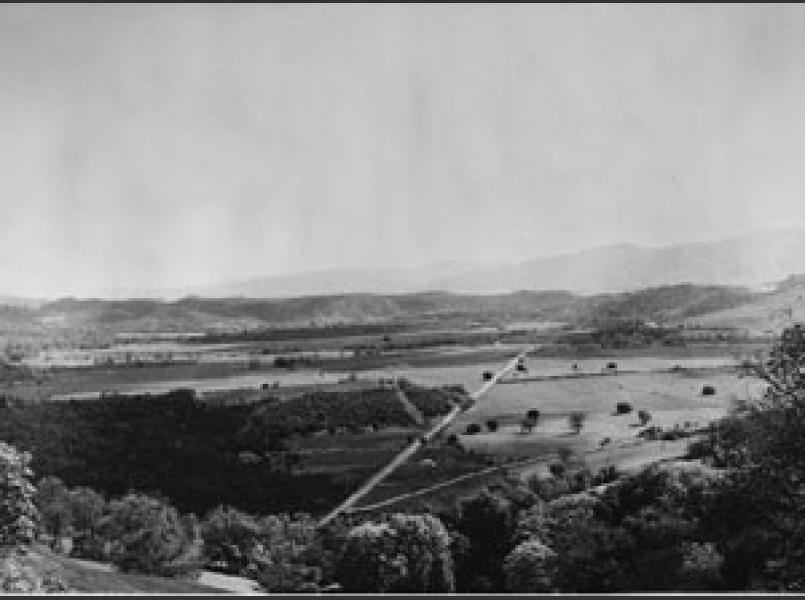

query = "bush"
[
  {"left": 638, "top": 425, "right": 663, "bottom": 441},
  {"left": 334, "top": 514, "right": 454, "bottom": 592},
  {"left": 0, "top": 554, "right": 69, "bottom": 593},
  {"left": 486, "top": 420, "right": 499, "bottom": 433},
  {"left": 568, "top": 412, "right": 585, "bottom": 434},
  {"left": 465, "top": 423, "right": 482, "bottom": 435},
  {"left": 615, "top": 403, "right": 633, "bottom": 415},
  {"left": 102, "top": 493, "right": 203, "bottom": 577},
  {"left": 591, "top": 465, "right": 620, "bottom": 487}
]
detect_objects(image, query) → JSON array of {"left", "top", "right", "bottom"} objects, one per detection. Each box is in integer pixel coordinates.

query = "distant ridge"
[{"left": 184, "top": 226, "right": 805, "bottom": 299}]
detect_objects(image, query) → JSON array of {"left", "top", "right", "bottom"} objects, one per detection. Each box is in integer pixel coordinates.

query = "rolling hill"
[
  {"left": 688, "top": 275, "right": 805, "bottom": 333},
  {"left": 0, "top": 284, "right": 763, "bottom": 341}
]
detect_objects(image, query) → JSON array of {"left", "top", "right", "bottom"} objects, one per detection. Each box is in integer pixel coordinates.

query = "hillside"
[
  {"left": 688, "top": 275, "right": 805, "bottom": 333},
  {"left": 580, "top": 284, "right": 758, "bottom": 325},
  {"left": 0, "top": 284, "right": 764, "bottom": 343}
]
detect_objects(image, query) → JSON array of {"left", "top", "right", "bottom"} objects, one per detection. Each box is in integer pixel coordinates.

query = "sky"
[{"left": 2, "top": 4, "right": 805, "bottom": 297}]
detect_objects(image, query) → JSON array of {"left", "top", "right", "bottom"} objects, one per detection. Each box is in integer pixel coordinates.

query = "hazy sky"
[{"left": 3, "top": 4, "right": 805, "bottom": 297}]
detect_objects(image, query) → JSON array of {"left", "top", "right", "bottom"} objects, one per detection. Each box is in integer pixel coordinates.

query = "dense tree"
[
  {"left": 690, "top": 324, "right": 805, "bottom": 590},
  {"left": 66, "top": 486, "right": 107, "bottom": 560},
  {"left": 101, "top": 493, "right": 203, "bottom": 577},
  {"left": 615, "top": 402, "right": 633, "bottom": 415},
  {"left": 35, "top": 477, "right": 73, "bottom": 543},
  {"left": 503, "top": 538, "right": 558, "bottom": 592},
  {"left": 334, "top": 513, "right": 454, "bottom": 592},
  {"left": 0, "top": 443, "right": 38, "bottom": 552},
  {"left": 201, "top": 506, "right": 262, "bottom": 575},
  {"left": 452, "top": 490, "right": 517, "bottom": 591},
  {"left": 678, "top": 541, "right": 724, "bottom": 591},
  {"left": 251, "top": 514, "right": 321, "bottom": 592},
  {"left": 0, "top": 444, "right": 68, "bottom": 592}
]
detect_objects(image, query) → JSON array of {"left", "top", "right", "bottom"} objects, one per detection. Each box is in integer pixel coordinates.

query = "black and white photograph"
[{"left": 2, "top": 3, "right": 805, "bottom": 594}]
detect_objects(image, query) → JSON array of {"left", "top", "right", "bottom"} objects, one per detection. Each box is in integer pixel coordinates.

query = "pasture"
[{"left": 453, "top": 367, "right": 765, "bottom": 457}]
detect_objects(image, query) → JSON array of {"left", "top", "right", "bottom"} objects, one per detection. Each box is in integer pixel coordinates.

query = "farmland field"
[{"left": 0, "top": 327, "right": 769, "bottom": 519}]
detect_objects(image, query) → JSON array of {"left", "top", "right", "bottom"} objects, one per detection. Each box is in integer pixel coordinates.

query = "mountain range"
[{"left": 183, "top": 227, "right": 805, "bottom": 299}]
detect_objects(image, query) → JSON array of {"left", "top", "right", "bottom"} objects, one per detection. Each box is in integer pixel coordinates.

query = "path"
[{"left": 316, "top": 346, "right": 533, "bottom": 527}]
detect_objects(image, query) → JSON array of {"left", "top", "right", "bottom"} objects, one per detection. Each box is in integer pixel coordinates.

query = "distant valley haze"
[
  {"left": 2, "top": 5, "right": 805, "bottom": 299},
  {"left": 33, "top": 225, "right": 805, "bottom": 301}
]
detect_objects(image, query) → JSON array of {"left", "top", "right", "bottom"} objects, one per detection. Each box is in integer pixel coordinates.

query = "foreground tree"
[
  {"left": 201, "top": 506, "right": 262, "bottom": 575},
  {"left": 334, "top": 513, "right": 454, "bottom": 592},
  {"left": 251, "top": 513, "right": 321, "bottom": 592},
  {"left": 35, "top": 477, "right": 73, "bottom": 545},
  {"left": 102, "top": 493, "right": 203, "bottom": 577},
  {"left": 0, "top": 444, "right": 67, "bottom": 592},
  {"left": 504, "top": 538, "right": 558, "bottom": 592},
  {"left": 696, "top": 324, "right": 805, "bottom": 589},
  {"left": 0, "top": 443, "right": 38, "bottom": 550},
  {"left": 452, "top": 490, "right": 517, "bottom": 591},
  {"left": 67, "top": 486, "right": 107, "bottom": 560}
]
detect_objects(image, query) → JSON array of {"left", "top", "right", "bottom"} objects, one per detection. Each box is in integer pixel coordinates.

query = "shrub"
[
  {"left": 591, "top": 465, "right": 620, "bottom": 487},
  {"left": 486, "top": 420, "right": 499, "bottom": 433},
  {"left": 0, "top": 554, "right": 69, "bottom": 593},
  {"left": 638, "top": 425, "right": 663, "bottom": 441},
  {"left": 638, "top": 410, "right": 652, "bottom": 426},
  {"left": 569, "top": 412, "right": 585, "bottom": 434},
  {"left": 102, "top": 493, "right": 203, "bottom": 577},
  {"left": 615, "top": 402, "right": 633, "bottom": 415},
  {"left": 465, "top": 423, "right": 482, "bottom": 435}
]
